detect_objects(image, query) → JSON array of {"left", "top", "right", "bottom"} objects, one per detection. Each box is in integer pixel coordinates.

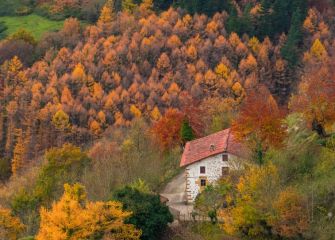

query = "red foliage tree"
[
  {"left": 151, "top": 108, "right": 184, "bottom": 150},
  {"left": 232, "top": 85, "right": 286, "bottom": 160}
]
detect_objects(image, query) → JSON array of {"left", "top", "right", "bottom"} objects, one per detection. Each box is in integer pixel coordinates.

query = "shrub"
[
  {"left": 8, "top": 29, "right": 37, "bottom": 45},
  {"left": 113, "top": 186, "right": 173, "bottom": 240},
  {"left": 15, "top": 6, "right": 33, "bottom": 16}
]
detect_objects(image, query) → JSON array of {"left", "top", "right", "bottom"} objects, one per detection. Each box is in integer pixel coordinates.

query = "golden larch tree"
[
  {"left": 0, "top": 207, "right": 25, "bottom": 240},
  {"left": 36, "top": 183, "right": 141, "bottom": 240}
]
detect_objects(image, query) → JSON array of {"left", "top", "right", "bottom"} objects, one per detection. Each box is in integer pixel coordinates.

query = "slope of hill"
[
  {"left": 0, "top": 2, "right": 320, "bottom": 162},
  {"left": 0, "top": 1, "right": 335, "bottom": 239}
]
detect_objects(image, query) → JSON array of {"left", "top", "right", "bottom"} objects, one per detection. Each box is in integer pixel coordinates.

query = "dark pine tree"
[
  {"left": 257, "top": 0, "right": 274, "bottom": 39},
  {"left": 181, "top": 119, "right": 195, "bottom": 144},
  {"left": 226, "top": 3, "right": 253, "bottom": 36},
  {"left": 281, "top": 8, "right": 303, "bottom": 67}
]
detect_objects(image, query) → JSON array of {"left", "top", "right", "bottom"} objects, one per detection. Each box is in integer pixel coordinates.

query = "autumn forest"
[{"left": 0, "top": 0, "right": 335, "bottom": 239}]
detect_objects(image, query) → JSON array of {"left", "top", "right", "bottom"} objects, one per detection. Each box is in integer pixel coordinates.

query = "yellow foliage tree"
[
  {"left": 36, "top": 183, "right": 141, "bottom": 240},
  {"left": 52, "top": 109, "right": 70, "bottom": 131},
  {"left": 6, "top": 56, "right": 27, "bottom": 87},
  {"left": 248, "top": 36, "right": 260, "bottom": 54},
  {"left": 98, "top": 2, "right": 114, "bottom": 26},
  {"left": 71, "top": 63, "right": 86, "bottom": 82},
  {"left": 150, "top": 106, "right": 161, "bottom": 121},
  {"left": 8, "top": 56, "right": 23, "bottom": 74},
  {"left": 221, "top": 164, "right": 280, "bottom": 237},
  {"left": 130, "top": 105, "right": 142, "bottom": 118},
  {"left": 232, "top": 82, "right": 244, "bottom": 98},
  {"left": 309, "top": 39, "right": 327, "bottom": 60},
  {"left": 215, "top": 63, "right": 230, "bottom": 79},
  {"left": 0, "top": 207, "right": 25, "bottom": 240}
]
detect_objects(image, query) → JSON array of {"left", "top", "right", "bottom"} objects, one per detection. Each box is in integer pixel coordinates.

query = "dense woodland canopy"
[
  {"left": 2, "top": 0, "right": 332, "bottom": 164},
  {"left": 0, "top": 0, "right": 335, "bottom": 239}
]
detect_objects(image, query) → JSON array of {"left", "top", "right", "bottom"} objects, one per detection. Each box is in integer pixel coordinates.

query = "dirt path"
[{"left": 160, "top": 171, "right": 194, "bottom": 220}]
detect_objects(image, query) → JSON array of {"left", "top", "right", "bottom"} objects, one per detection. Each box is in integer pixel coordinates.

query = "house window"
[
  {"left": 200, "top": 166, "right": 206, "bottom": 174},
  {"left": 222, "top": 154, "right": 228, "bottom": 162},
  {"left": 222, "top": 167, "right": 229, "bottom": 176},
  {"left": 200, "top": 179, "right": 207, "bottom": 187}
]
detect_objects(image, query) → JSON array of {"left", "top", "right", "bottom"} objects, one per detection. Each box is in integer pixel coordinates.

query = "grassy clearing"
[
  {"left": 191, "top": 223, "right": 233, "bottom": 240},
  {"left": 0, "top": 14, "right": 63, "bottom": 39},
  {"left": 163, "top": 222, "right": 237, "bottom": 240}
]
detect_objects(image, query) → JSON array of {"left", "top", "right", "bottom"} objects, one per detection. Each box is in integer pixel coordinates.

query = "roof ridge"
[{"left": 186, "top": 128, "right": 230, "bottom": 145}]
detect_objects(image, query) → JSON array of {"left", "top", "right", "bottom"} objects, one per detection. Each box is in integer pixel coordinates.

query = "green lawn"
[{"left": 0, "top": 14, "right": 64, "bottom": 40}]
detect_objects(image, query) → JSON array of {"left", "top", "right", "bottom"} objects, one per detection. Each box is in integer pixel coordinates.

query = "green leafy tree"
[
  {"left": 113, "top": 186, "right": 173, "bottom": 240},
  {"left": 195, "top": 182, "right": 232, "bottom": 224},
  {"left": 11, "top": 144, "right": 91, "bottom": 234}
]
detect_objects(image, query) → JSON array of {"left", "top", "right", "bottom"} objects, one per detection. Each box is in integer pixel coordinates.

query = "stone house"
[{"left": 180, "top": 128, "right": 248, "bottom": 202}]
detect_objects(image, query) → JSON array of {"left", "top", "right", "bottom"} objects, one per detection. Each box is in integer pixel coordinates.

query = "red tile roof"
[{"left": 180, "top": 129, "right": 248, "bottom": 167}]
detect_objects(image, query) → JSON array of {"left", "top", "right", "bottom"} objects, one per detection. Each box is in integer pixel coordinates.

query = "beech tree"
[{"left": 232, "top": 85, "right": 286, "bottom": 164}]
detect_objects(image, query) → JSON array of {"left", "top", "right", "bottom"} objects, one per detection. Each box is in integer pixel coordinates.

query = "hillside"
[{"left": 0, "top": 0, "right": 335, "bottom": 239}]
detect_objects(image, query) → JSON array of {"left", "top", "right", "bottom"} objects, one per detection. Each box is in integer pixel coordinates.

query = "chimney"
[{"left": 210, "top": 144, "right": 216, "bottom": 151}]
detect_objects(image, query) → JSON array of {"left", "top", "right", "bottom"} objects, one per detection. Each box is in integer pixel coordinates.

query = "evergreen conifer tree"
[
  {"left": 281, "top": 8, "right": 303, "bottom": 66},
  {"left": 181, "top": 119, "right": 195, "bottom": 144}
]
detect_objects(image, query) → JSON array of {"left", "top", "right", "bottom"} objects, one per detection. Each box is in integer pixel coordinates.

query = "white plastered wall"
[{"left": 184, "top": 153, "right": 241, "bottom": 202}]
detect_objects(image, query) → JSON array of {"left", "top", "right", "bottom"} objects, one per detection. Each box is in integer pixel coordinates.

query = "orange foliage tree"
[{"left": 271, "top": 187, "right": 309, "bottom": 238}]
